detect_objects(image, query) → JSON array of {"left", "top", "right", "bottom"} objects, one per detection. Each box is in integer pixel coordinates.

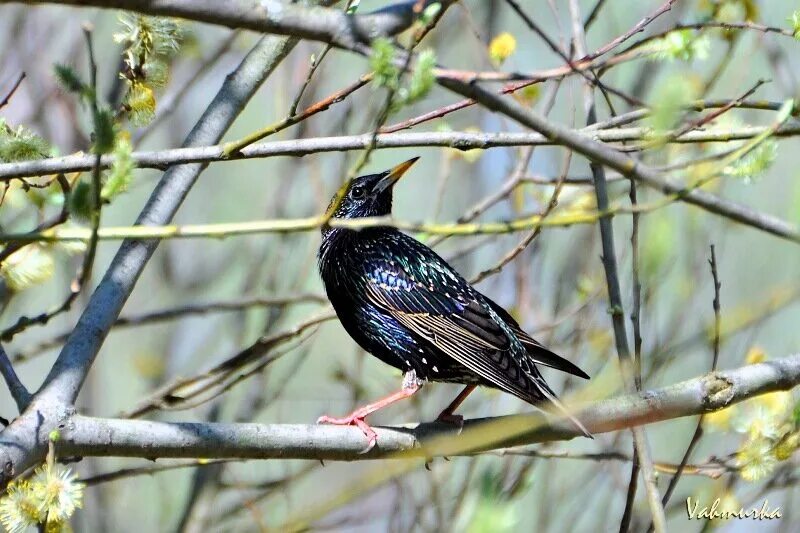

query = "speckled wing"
[
  {"left": 362, "top": 253, "right": 546, "bottom": 403},
  {"left": 483, "top": 298, "right": 590, "bottom": 380}
]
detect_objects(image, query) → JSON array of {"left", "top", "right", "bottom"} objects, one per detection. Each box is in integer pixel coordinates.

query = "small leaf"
[
  {"left": 92, "top": 107, "right": 116, "bottom": 154},
  {"left": 644, "top": 29, "right": 710, "bottom": 62},
  {"left": 789, "top": 10, "right": 800, "bottom": 39},
  {"left": 102, "top": 133, "right": 135, "bottom": 201},
  {"left": 54, "top": 64, "right": 86, "bottom": 94},
  {"left": 723, "top": 139, "right": 777, "bottom": 183},
  {"left": 69, "top": 180, "right": 93, "bottom": 220},
  {"left": 403, "top": 49, "right": 436, "bottom": 105},
  {"left": 370, "top": 37, "right": 399, "bottom": 90}
]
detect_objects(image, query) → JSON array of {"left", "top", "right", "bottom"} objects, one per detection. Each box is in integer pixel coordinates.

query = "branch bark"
[
  {"left": 435, "top": 79, "right": 799, "bottom": 243},
  {"left": 52, "top": 355, "right": 800, "bottom": 461},
  {"left": 0, "top": 34, "right": 302, "bottom": 488},
  {"left": 0, "top": 0, "right": 437, "bottom": 49},
  {"left": 4, "top": 126, "right": 800, "bottom": 181}
]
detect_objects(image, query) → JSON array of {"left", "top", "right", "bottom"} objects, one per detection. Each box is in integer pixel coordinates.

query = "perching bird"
[{"left": 317, "top": 158, "right": 591, "bottom": 450}]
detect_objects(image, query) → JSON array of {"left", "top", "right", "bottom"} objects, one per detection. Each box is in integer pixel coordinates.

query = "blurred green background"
[{"left": 1, "top": 1, "right": 800, "bottom": 531}]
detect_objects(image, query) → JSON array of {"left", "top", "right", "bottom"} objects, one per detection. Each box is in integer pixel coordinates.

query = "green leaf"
[
  {"left": 54, "top": 64, "right": 86, "bottom": 94},
  {"left": 69, "top": 180, "right": 93, "bottom": 220},
  {"left": 92, "top": 107, "right": 116, "bottom": 154},
  {"left": 789, "top": 10, "right": 800, "bottom": 39},
  {"left": 645, "top": 29, "right": 710, "bottom": 62},
  {"left": 102, "top": 134, "right": 135, "bottom": 201},
  {"left": 404, "top": 49, "right": 436, "bottom": 105},
  {"left": 370, "top": 37, "right": 399, "bottom": 90},
  {"left": 723, "top": 139, "right": 777, "bottom": 183}
]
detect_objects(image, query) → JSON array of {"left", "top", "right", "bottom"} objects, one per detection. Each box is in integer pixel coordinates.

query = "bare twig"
[
  {"left": 653, "top": 245, "right": 723, "bottom": 525},
  {"left": 0, "top": 72, "right": 25, "bottom": 110}
]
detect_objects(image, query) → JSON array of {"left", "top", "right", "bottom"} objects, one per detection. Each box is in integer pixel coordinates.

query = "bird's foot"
[
  {"left": 317, "top": 411, "right": 378, "bottom": 453},
  {"left": 316, "top": 375, "right": 421, "bottom": 453}
]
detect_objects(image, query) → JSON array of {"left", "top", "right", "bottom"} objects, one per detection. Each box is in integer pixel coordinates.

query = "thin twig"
[
  {"left": 651, "top": 245, "right": 723, "bottom": 526},
  {"left": 567, "top": 2, "right": 666, "bottom": 529},
  {"left": 0, "top": 72, "right": 25, "bottom": 110}
]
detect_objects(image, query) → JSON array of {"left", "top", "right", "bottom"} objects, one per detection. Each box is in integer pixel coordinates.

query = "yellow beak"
[{"left": 373, "top": 157, "right": 419, "bottom": 193}]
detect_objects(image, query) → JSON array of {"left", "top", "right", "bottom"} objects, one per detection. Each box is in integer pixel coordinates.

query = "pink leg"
[
  {"left": 436, "top": 384, "right": 476, "bottom": 425},
  {"left": 318, "top": 374, "right": 421, "bottom": 452}
]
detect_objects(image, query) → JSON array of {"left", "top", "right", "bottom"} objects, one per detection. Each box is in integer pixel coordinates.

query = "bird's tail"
[{"left": 533, "top": 378, "right": 593, "bottom": 439}]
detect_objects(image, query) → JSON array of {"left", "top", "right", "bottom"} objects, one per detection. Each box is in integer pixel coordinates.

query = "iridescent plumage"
[{"left": 318, "top": 158, "right": 591, "bottom": 446}]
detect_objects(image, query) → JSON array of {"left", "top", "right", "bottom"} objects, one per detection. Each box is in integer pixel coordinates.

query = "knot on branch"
[{"left": 702, "top": 372, "right": 734, "bottom": 411}]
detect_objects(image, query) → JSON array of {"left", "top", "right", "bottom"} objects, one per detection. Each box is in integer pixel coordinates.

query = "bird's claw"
[{"left": 317, "top": 413, "right": 378, "bottom": 453}]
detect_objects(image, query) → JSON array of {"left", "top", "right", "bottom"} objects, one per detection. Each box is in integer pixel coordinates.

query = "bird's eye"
[{"left": 350, "top": 185, "right": 366, "bottom": 199}]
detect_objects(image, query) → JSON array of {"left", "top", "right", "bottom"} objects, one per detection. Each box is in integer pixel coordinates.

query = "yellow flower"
[
  {"left": 745, "top": 346, "right": 766, "bottom": 364},
  {"left": 30, "top": 463, "right": 84, "bottom": 524},
  {"left": 126, "top": 82, "right": 156, "bottom": 127},
  {"left": 755, "top": 390, "right": 793, "bottom": 417},
  {"left": 735, "top": 405, "right": 781, "bottom": 439},
  {"left": 737, "top": 438, "right": 777, "bottom": 481},
  {"left": 489, "top": 32, "right": 516, "bottom": 64},
  {"left": 774, "top": 432, "right": 800, "bottom": 461},
  {"left": 517, "top": 84, "right": 541, "bottom": 106},
  {"left": 704, "top": 405, "right": 735, "bottom": 431},
  {"left": 0, "top": 245, "right": 55, "bottom": 292},
  {"left": 0, "top": 480, "right": 43, "bottom": 533}
]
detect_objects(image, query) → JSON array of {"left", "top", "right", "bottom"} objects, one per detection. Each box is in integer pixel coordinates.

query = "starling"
[{"left": 317, "top": 158, "right": 591, "bottom": 450}]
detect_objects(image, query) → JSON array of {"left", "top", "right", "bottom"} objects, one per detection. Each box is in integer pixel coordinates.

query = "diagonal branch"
[
  {"left": 0, "top": 32, "right": 307, "bottom": 490},
  {"left": 0, "top": 343, "right": 31, "bottom": 412},
  {"left": 435, "top": 79, "right": 799, "bottom": 243}
]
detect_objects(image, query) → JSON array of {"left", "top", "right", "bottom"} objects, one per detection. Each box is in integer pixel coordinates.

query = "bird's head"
[{"left": 326, "top": 157, "right": 419, "bottom": 220}]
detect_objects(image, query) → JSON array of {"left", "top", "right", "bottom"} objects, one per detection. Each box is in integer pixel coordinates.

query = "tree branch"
[
  {"left": 53, "top": 355, "right": 800, "bottom": 461},
  {"left": 0, "top": 343, "right": 31, "bottom": 412},
  {"left": 436, "top": 79, "right": 799, "bottom": 243},
  {"left": 4, "top": 125, "right": 800, "bottom": 181},
  {"left": 0, "top": 28, "right": 313, "bottom": 487},
  {"left": 1, "top": 0, "right": 440, "bottom": 49}
]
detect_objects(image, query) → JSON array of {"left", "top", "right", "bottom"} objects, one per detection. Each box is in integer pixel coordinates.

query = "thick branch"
[
  {"left": 0, "top": 33, "right": 305, "bottom": 489},
  {"left": 1, "top": 0, "right": 436, "bottom": 49},
  {"left": 56, "top": 355, "right": 800, "bottom": 461}
]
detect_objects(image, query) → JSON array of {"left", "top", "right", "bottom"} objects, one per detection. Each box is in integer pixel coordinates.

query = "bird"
[{"left": 317, "top": 157, "right": 591, "bottom": 450}]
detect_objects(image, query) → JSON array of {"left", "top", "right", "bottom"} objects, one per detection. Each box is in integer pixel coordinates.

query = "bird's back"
[{"left": 319, "top": 228, "right": 556, "bottom": 401}]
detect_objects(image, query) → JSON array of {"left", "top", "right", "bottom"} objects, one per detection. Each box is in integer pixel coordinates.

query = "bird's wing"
[
  {"left": 482, "top": 298, "right": 590, "bottom": 380},
  {"left": 362, "top": 255, "right": 545, "bottom": 403}
]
